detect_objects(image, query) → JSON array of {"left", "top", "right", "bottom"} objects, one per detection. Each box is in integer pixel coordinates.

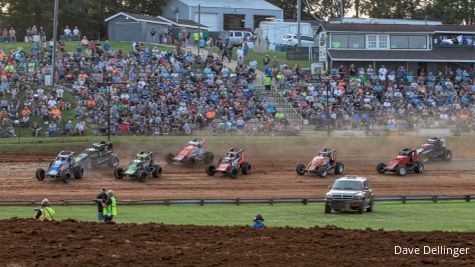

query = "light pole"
[
  {"left": 297, "top": 0, "right": 301, "bottom": 47},
  {"left": 51, "top": 0, "right": 59, "bottom": 87},
  {"left": 197, "top": 4, "right": 201, "bottom": 56},
  {"left": 326, "top": 83, "right": 330, "bottom": 137}
]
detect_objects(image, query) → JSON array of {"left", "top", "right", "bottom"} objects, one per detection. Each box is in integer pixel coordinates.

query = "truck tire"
[
  {"left": 396, "top": 166, "right": 407, "bottom": 176},
  {"left": 114, "top": 167, "right": 124, "bottom": 179},
  {"left": 74, "top": 167, "right": 84, "bottom": 179},
  {"left": 357, "top": 200, "right": 365, "bottom": 214},
  {"left": 152, "top": 165, "right": 162, "bottom": 178},
  {"left": 334, "top": 162, "right": 344, "bottom": 175},
  {"left": 414, "top": 161, "right": 424, "bottom": 174},
  {"left": 317, "top": 168, "right": 328, "bottom": 178},
  {"left": 204, "top": 152, "right": 214, "bottom": 164},
  {"left": 367, "top": 198, "right": 374, "bottom": 212},
  {"left": 36, "top": 168, "right": 46, "bottom": 181},
  {"left": 241, "top": 162, "right": 251, "bottom": 175},
  {"left": 296, "top": 164, "right": 306, "bottom": 175},
  {"left": 206, "top": 165, "right": 217, "bottom": 176},
  {"left": 230, "top": 167, "right": 239, "bottom": 179},
  {"left": 376, "top": 163, "right": 386, "bottom": 174},
  {"left": 325, "top": 204, "right": 332, "bottom": 214},
  {"left": 165, "top": 153, "right": 174, "bottom": 164},
  {"left": 138, "top": 170, "right": 148, "bottom": 182}
]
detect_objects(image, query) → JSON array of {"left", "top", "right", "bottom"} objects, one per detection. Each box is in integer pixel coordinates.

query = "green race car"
[{"left": 114, "top": 151, "right": 162, "bottom": 182}]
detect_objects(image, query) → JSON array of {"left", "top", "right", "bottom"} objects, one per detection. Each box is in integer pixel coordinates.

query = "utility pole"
[
  {"left": 51, "top": 0, "right": 59, "bottom": 87},
  {"left": 326, "top": 83, "right": 330, "bottom": 137},
  {"left": 197, "top": 4, "right": 201, "bottom": 56},
  {"left": 340, "top": 0, "right": 344, "bottom": 19},
  {"left": 297, "top": 0, "right": 301, "bottom": 47}
]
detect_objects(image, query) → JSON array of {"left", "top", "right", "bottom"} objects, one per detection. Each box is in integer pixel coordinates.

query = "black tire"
[
  {"left": 376, "top": 163, "right": 386, "bottom": 174},
  {"left": 396, "top": 166, "right": 407, "bottom": 176},
  {"left": 36, "top": 168, "right": 46, "bottom": 181},
  {"left": 367, "top": 198, "right": 374, "bottom": 212},
  {"left": 317, "top": 168, "right": 328, "bottom": 178},
  {"left": 325, "top": 204, "right": 332, "bottom": 214},
  {"left": 114, "top": 167, "right": 124, "bottom": 179},
  {"left": 206, "top": 165, "right": 217, "bottom": 176},
  {"left": 334, "top": 162, "right": 344, "bottom": 175},
  {"left": 61, "top": 173, "right": 71, "bottom": 184},
  {"left": 165, "top": 153, "right": 174, "bottom": 164},
  {"left": 108, "top": 156, "right": 119, "bottom": 168},
  {"left": 444, "top": 150, "right": 452, "bottom": 161},
  {"left": 74, "top": 167, "right": 84, "bottom": 179},
  {"left": 152, "top": 165, "right": 162, "bottom": 178},
  {"left": 204, "top": 152, "right": 214, "bottom": 164},
  {"left": 230, "top": 167, "right": 239, "bottom": 179},
  {"left": 414, "top": 161, "right": 424, "bottom": 174},
  {"left": 138, "top": 170, "right": 148, "bottom": 182},
  {"left": 296, "top": 164, "right": 306, "bottom": 175},
  {"left": 241, "top": 162, "right": 251, "bottom": 175},
  {"left": 357, "top": 200, "right": 365, "bottom": 214}
]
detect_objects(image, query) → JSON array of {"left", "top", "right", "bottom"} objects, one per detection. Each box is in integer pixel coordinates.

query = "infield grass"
[{"left": 0, "top": 201, "right": 474, "bottom": 232}]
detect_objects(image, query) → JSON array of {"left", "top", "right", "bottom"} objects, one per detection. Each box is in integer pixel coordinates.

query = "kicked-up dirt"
[{"left": 0, "top": 218, "right": 474, "bottom": 266}]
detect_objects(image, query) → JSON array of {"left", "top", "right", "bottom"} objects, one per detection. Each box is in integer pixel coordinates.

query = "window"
[
  {"left": 366, "top": 34, "right": 389, "bottom": 49},
  {"left": 391, "top": 35, "right": 427, "bottom": 49},
  {"left": 330, "top": 34, "right": 364, "bottom": 49},
  {"left": 391, "top": 36, "right": 409, "bottom": 49},
  {"left": 234, "top": 32, "right": 243, "bottom": 37},
  {"left": 331, "top": 34, "right": 348, "bottom": 48},
  {"left": 409, "top": 36, "right": 427, "bottom": 49},
  {"left": 348, "top": 35, "right": 365, "bottom": 49}
]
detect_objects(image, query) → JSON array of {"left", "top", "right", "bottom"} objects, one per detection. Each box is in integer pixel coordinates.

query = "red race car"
[
  {"left": 377, "top": 148, "right": 424, "bottom": 176},
  {"left": 296, "top": 148, "right": 344, "bottom": 178},
  {"left": 206, "top": 148, "right": 251, "bottom": 178},
  {"left": 166, "top": 138, "right": 214, "bottom": 165}
]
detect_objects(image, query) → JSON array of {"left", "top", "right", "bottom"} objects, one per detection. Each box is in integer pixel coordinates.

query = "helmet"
[
  {"left": 254, "top": 214, "right": 264, "bottom": 222},
  {"left": 41, "top": 198, "right": 49, "bottom": 206},
  {"left": 107, "top": 190, "right": 114, "bottom": 197}
]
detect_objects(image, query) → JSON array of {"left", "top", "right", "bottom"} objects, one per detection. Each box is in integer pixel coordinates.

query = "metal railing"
[{"left": 259, "top": 85, "right": 304, "bottom": 126}]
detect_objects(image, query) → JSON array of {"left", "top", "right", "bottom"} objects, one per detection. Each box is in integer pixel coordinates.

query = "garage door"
[{"left": 195, "top": 13, "right": 219, "bottom": 31}]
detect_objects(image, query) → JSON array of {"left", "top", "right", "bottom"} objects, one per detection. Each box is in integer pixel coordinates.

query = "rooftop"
[{"left": 177, "top": 0, "right": 282, "bottom": 11}]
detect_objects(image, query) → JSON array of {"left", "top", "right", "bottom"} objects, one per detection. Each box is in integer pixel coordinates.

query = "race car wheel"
[
  {"left": 296, "top": 164, "right": 306, "bottom": 175},
  {"left": 444, "top": 151, "right": 452, "bottom": 161},
  {"left": 152, "top": 165, "right": 162, "bottom": 178},
  {"left": 206, "top": 165, "right": 217, "bottom": 176},
  {"left": 334, "top": 162, "right": 344, "bottom": 175},
  {"left": 74, "top": 167, "right": 84, "bottom": 179},
  {"left": 204, "top": 152, "right": 214, "bottom": 164},
  {"left": 108, "top": 156, "right": 119, "bottom": 168},
  {"left": 230, "top": 167, "right": 239, "bottom": 179},
  {"left": 61, "top": 173, "right": 71, "bottom": 184},
  {"left": 414, "top": 161, "right": 424, "bottom": 174},
  {"left": 396, "top": 166, "right": 407, "bottom": 176},
  {"left": 419, "top": 154, "right": 429, "bottom": 163},
  {"left": 376, "top": 163, "right": 386, "bottom": 174},
  {"left": 165, "top": 153, "right": 174, "bottom": 164},
  {"left": 317, "top": 168, "right": 328, "bottom": 178},
  {"left": 36, "top": 168, "right": 46, "bottom": 181},
  {"left": 138, "top": 170, "right": 148, "bottom": 182},
  {"left": 241, "top": 162, "right": 251, "bottom": 175},
  {"left": 114, "top": 167, "right": 124, "bottom": 179}
]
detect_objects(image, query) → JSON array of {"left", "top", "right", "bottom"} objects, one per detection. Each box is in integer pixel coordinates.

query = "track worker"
[
  {"left": 95, "top": 187, "right": 108, "bottom": 222},
  {"left": 34, "top": 199, "right": 55, "bottom": 221},
  {"left": 102, "top": 190, "right": 117, "bottom": 222},
  {"left": 251, "top": 214, "right": 265, "bottom": 228}
]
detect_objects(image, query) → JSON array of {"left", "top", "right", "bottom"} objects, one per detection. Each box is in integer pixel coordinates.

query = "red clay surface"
[
  {"left": 1, "top": 138, "right": 474, "bottom": 201},
  {"left": 1, "top": 219, "right": 474, "bottom": 266}
]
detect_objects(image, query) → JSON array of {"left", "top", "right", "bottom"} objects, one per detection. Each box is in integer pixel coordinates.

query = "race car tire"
[
  {"left": 241, "top": 162, "right": 251, "bottom": 175},
  {"left": 334, "top": 162, "right": 344, "bottom": 175},
  {"left": 376, "top": 163, "right": 386, "bottom": 174},
  {"left": 296, "top": 164, "right": 306, "bottom": 175},
  {"left": 108, "top": 156, "right": 120, "bottom": 168},
  {"left": 204, "top": 152, "right": 214, "bottom": 164},
  {"left": 444, "top": 150, "right": 452, "bottom": 161},
  {"left": 152, "top": 165, "right": 162, "bottom": 178},
  {"left": 114, "top": 167, "right": 124, "bottom": 179},
  {"left": 230, "top": 167, "right": 239, "bottom": 179},
  {"left": 317, "top": 168, "right": 328, "bottom": 178},
  {"left": 165, "top": 153, "right": 174, "bottom": 164},
  {"left": 74, "top": 167, "right": 84, "bottom": 179},
  {"left": 206, "top": 165, "right": 217, "bottom": 176},
  {"left": 396, "top": 166, "right": 407, "bottom": 176},
  {"left": 138, "top": 170, "right": 148, "bottom": 182},
  {"left": 414, "top": 161, "right": 424, "bottom": 174},
  {"left": 36, "top": 168, "right": 46, "bottom": 181}
]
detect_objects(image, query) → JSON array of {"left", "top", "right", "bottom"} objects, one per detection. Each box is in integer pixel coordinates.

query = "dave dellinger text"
[{"left": 394, "top": 246, "right": 470, "bottom": 258}]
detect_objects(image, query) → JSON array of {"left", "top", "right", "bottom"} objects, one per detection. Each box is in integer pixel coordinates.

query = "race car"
[
  {"left": 206, "top": 148, "right": 251, "bottom": 178},
  {"left": 295, "top": 148, "right": 344, "bottom": 178},
  {"left": 377, "top": 148, "right": 424, "bottom": 176},
  {"left": 416, "top": 137, "right": 452, "bottom": 163},
  {"left": 74, "top": 141, "right": 119, "bottom": 170},
  {"left": 114, "top": 151, "right": 162, "bottom": 182},
  {"left": 36, "top": 151, "right": 84, "bottom": 183},
  {"left": 166, "top": 138, "right": 214, "bottom": 165}
]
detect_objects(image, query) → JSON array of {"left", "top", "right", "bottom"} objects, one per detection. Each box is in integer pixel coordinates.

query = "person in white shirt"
[
  {"left": 379, "top": 65, "right": 388, "bottom": 81},
  {"left": 56, "top": 87, "right": 64, "bottom": 99},
  {"left": 64, "top": 26, "right": 71, "bottom": 41},
  {"left": 72, "top": 26, "right": 80, "bottom": 41},
  {"left": 47, "top": 98, "right": 57, "bottom": 108}
]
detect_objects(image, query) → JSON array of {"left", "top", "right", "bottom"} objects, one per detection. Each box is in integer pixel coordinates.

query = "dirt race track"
[
  {"left": 1, "top": 137, "right": 475, "bottom": 201},
  {"left": 1, "top": 219, "right": 474, "bottom": 266}
]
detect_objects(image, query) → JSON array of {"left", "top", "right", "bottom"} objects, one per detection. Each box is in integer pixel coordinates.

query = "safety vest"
[
  {"left": 42, "top": 207, "right": 55, "bottom": 221},
  {"left": 103, "top": 196, "right": 117, "bottom": 216}
]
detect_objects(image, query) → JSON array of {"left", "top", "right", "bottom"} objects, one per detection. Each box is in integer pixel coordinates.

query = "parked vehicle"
[
  {"left": 74, "top": 141, "right": 119, "bottom": 170},
  {"left": 324, "top": 176, "right": 375, "bottom": 214},
  {"left": 281, "top": 34, "right": 315, "bottom": 47},
  {"left": 296, "top": 148, "right": 344, "bottom": 178},
  {"left": 227, "top": 30, "right": 253, "bottom": 46},
  {"left": 36, "top": 151, "right": 84, "bottom": 183},
  {"left": 166, "top": 138, "right": 214, "bottom": 165},
  {"left": 206, "top": 148, "right": 251, "bottom": 178},
  {"left": 377, "top": 148, "right": 424, "bottom": 176},
  {"left": 416, "top": 137, "right": 452, "bottom": 162},
  {"left": 114, "top": 151, "right": 161, "bottom": 182}
]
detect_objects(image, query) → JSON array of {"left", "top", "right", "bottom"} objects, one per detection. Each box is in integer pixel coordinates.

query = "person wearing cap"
[
  {"left": 95, "top": 187, "right": 108, "bottom": 222},
  {"left": 102, "top": 190, "right": 117, "bottom": 222},
  {"left": 251, "top": 214, "right": 265, "bottom": 228},
  {"left": 34, "top": 199, "right": 55, "bottom": 221}
]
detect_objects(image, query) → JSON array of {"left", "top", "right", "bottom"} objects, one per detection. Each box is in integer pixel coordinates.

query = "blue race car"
[{"left": 36, "top": 151, "right": 84, "bottom": 183}]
